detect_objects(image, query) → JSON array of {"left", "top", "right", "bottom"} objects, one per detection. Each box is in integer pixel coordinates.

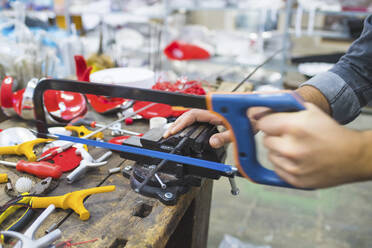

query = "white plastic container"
[{"left": 90, "top": 67, "right": 155, "bottom": 89}]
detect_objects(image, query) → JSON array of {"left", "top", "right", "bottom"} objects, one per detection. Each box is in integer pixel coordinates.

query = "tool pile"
[
  {"left": 0, "top": 75, "right": 230, "bottom": 247},
  {"left": 0, "top": 121, "right": 121, "bottom": 247},
  {"left": 0, "top": 42, "right": 304, "bottom": 246}
]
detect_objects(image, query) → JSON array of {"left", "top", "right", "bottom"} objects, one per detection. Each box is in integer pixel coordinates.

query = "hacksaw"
[{"left": 33, "top": 79, "right": 305, "bottom": 188}]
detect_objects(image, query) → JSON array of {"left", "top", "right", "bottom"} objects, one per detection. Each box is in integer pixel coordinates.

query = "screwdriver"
[{"left": 0, "top": 160, "right": 62, "bottom": 179}]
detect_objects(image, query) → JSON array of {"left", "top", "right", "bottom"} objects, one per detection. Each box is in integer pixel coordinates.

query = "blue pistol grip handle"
[{"left": 207, "top": 91, "right": 306, "bottom": 188}]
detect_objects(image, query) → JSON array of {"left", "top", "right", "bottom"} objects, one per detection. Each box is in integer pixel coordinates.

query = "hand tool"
[
  {"left": 69, "top": 116, "right": 141, "bottom": 136},
  {"left": 15, "top": 177, "right": 33, "bottom": 193},
  {"left": 0, "top": 174, "right": 7, "bottom": 183},
  {"left": 31, "top": 185, "right": 116, "bottom": 220},
  {"left": 64, "top": 125, "right": 103, "bottom": 139},
  {"left": 0, "top": 160, "right": 62, "bottom": 179},
  {"left": 66, "top": 148, "right": 112, "bottom": 184},
  {"left": 36, "top": 102, "right": 154, "bottom": 162},
  {"left": 1, "top": 205, "right": 62, "bottom": 248},
  {"left": 0, "top": 138, "right": 52, "bottom": 162},
  {"left": 45, "top": 165, "right": 123, "bottom": 233},
  {"left": 33, "top": 79, "right": 305, "bottom": 188},
  {"left": 122, "top": 123, "right": 226, "bottom": 205},
  {"left": 0, "top": 178, "right": 55, "bottom": 243},
  {"left": 0, "top": 127, "right": 36, "bottom": 147},
  {"left": 39, "top": 146, "right": 82, "bottom": 172}
]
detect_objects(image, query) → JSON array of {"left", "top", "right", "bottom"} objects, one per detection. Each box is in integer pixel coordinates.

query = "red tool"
[
  {"left": 0, "top": 160, "right": 62, "bottom": 179},
  {"left": 40, "top": 146, "right": 82, "bottom": 172}
]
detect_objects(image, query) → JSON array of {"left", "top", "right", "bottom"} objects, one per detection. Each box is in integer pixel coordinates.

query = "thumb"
[{"left": 209, "top": 130, "right": 232, "bottom": 148}]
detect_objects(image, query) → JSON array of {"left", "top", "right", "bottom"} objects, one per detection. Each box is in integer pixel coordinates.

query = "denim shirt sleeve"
[{"left": 301, "top": 15, "right": 372, "bottom": 124}]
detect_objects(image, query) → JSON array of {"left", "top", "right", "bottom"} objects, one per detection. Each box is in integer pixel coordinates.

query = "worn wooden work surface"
[{"left": 0, "top": 117, "right": 212, "bottom": 248}]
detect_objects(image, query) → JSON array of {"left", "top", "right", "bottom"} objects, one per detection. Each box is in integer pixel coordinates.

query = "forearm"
[
  {"left": 295, "top": 85, "right": 331, "bottom": 115},
  {"left": 357, "top": 130, "right": 372, "bottom": 181},
  {"left": 297, "top": 15, "right": 372, "bottom": 124}
]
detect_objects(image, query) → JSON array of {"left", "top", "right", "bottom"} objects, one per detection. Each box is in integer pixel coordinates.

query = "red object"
[
  {"left": 74, "top": 55, "right": 129, "bottom": 114},
  {"left": 342, "top": 6, "right": 368, "bottom": 12},
  {"left": 171, "top": 106, "right": 189, "bottom": 117},
  {"left": 40, "top": 147, "right": 82, "bottom": 172},
  {"left": 85, "top": 95, "right": 128, "bottom": 114},
  {"left": 164, "top": 41, "right": 210, "bottom": 60},
  {"left": 151, "top": 80, "right": 206, "bottom": 117},
  {"left": 133, "top": 101, "right": 173, "bottom": 119},
  {"left": 108, "top": 136, "right": 131, "bottom": 145},
  {"left": 75, "top": 55, "right": 89, "bottom": 80},
  {"left": 152, "top": 80, "right": 206, "bottom": 95},
  {"left": 12, "top": 88, "right": 25, "bottom": 116},
  {"left": 90, "top": 121, "right": 97, "bottom": 128},
  {"left": 125, "top": 118, "right": 133, "bottom": 125},
  {"left": 15, "top": 160, "right": 62, "bottom": 179},
  {"left": 1, "top": 74, "right": 87, "bottom": 122},
  {"left": 0, "top": 76, "right": 14, "bottom": 108},
  {"left": 43, "top": 90, "right": 87, "bottom": 122},
  {"left": 108, "top": 133, "right": 143, "bottom": 145}
]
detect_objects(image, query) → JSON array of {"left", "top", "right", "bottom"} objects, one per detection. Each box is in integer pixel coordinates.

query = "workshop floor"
[{"left": 208, "top": 113, "right": 372, "bottom": 248}]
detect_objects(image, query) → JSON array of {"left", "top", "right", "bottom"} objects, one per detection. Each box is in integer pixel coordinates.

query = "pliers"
[{"left": 0, "top": 177, "right": 55, "bottom": 243}]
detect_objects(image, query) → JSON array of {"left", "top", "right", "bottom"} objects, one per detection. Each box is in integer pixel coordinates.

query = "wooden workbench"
[{"left": 0, "top": 117, "right": 213, "bottom": 248}]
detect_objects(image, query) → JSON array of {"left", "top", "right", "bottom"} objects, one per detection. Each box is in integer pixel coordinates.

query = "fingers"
[
  {"left": 268, "top": 152, "right": 304, "bottom": 187},
  {"left": 247, "top": 107, "right": 272, "bottom": 134},
  {"left": 247, "top": 107, "right": 272, "bottom": 121},
  {"left": 163, "top": 109, "right": 223, "bottom": 138},
  {"left": 257, "top": 112, "right": 296, "bottom": 136},
  {"left": 209, "top": 130, "right": 232, "bottom": 148}
]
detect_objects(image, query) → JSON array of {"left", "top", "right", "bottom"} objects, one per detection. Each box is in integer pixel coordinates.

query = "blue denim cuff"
[{"left": 300, "top": 71, "right": 361, "bottom": 124}]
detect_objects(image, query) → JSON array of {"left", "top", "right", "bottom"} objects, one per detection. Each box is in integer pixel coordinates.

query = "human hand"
[
  {"left": 163, "top": 107, "right": 271, "bottom": 148},
  {"left": 257, "top": 102, "right": 370, "bottom": 188},
  {"left": 163, "top": 109, "right": 231, "bottom": 148}
]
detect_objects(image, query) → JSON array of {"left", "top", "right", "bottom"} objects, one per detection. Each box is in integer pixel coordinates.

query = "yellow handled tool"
[
  {"left": 0, "top": 174, "right": 7, "bottom": 183},
  {"left": 31, "top": 185, "right": 115, "bottom": 220},
  {"left": 0, "top": 194, "right": 32, "bottom": 224},
  {"left": 65, "top": 125, "right": 104, "bottom": 139},
  {"left": 0, "top": 138, "right": 52, "bottom": 161}
]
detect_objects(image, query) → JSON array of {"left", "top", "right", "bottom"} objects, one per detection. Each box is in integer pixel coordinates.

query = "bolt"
[
  {"left": 164, "top": 192, "right": 173, "bottom": 199},
  {"left": 154, "top": 173, "right": 166, "bottom": 189},
  {"left": 124, "top": 166, "right": 132, "bottom": 171},
  {"left": 228, "top": 178, "right": 240, "bottom": 196}
]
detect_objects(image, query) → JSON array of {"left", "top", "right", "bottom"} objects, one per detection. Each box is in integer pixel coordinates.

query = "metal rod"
[
  {"left": 84, "top": 103, "right": 155, "bottom": 139},
  {"left": 0, "top": 160, "right": 17, "bottom": 167},
  {"left": 38, "top": 103, "right": 155, "bottom": 162},
  {"left": 154, "top": 173, "right": 166, "bottom": 190},
  {"left": 135, "top": 136, "right": 188, "bottom": 193},
  {"left": 231, "top": 48, "right": 284, "bottom": 92},
  {"left": 95, "top": 123, "right": 140, "bottom": 136},
  {"left": 228, "top": 177, "right": 240, "bottom": 196}
]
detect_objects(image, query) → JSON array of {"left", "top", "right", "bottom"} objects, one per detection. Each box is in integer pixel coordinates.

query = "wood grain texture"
[{"left": 0, "top": 117, "right": 212, "bottom": 248}]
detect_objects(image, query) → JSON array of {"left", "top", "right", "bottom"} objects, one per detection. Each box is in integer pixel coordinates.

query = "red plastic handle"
[{"left": 16, "top": 160, "right": 62, "bottom": 179}]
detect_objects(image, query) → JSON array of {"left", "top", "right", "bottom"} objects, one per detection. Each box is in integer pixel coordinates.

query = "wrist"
[
  {"left": 354, "top": 130, "right": 372, "bottom": 181},
  {"left": 295, "top": 86, "right": 331, "bottom": 115}
]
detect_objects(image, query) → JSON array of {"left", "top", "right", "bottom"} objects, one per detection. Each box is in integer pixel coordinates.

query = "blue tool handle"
[{"left": 208, "top": 91, "right": 306, "bottom": 188}]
